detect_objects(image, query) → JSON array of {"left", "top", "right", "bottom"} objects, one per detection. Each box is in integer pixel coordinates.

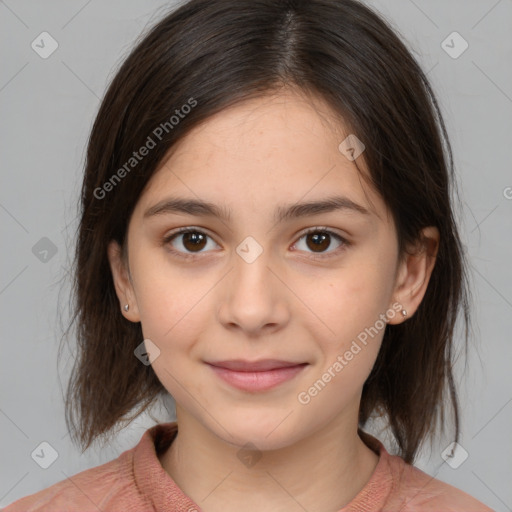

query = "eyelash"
[{"left": 162, "top": 226, "right": 350, "bottom": 261}]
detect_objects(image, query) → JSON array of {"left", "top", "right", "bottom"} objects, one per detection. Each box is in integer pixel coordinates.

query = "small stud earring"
[
  {"left": 401, "top": 309, "right": 407, "bottom": 317},
  {"left": 124, "top": 304, "right": 129, "bottom": 312}
]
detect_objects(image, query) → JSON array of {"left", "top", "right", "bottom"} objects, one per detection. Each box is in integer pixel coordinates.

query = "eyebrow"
[{"left": 143, "top": 195, "right": 371, "bottom": 223}]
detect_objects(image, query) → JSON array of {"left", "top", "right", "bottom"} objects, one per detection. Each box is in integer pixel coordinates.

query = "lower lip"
[{"left": 207, "top": 363, "right": 308, "bottom": 392}]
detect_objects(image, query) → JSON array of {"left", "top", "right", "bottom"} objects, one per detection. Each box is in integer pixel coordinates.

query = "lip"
[
  {"left": 205, "top": 360, "right": 309, "bottom": 392},
  {"left": 206, "top": 359, "right": 306, "bottom": 371}
]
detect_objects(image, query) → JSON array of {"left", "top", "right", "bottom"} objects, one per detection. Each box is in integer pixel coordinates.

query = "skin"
[{"left": 108, "top": 88, "right": 439, "bottom": 512}]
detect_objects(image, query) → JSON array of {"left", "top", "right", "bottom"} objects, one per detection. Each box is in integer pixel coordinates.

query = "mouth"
[{"left": 205, "top": 359, "right": 309, "bottom": 392}]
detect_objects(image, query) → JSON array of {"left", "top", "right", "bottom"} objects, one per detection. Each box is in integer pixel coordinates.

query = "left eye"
[
  {"left": 293, "top": 228, "right": 348, "bottom": 257},
  {"left": 163, "top": 227, "right": 348, "bottom": 260}
]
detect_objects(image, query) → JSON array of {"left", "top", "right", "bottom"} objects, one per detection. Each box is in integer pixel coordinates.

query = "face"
[{"left": 109, "top": 89, "right": 437, "bottom": 450}]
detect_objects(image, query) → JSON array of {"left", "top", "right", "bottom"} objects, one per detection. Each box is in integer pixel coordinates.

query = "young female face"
[{"left": 109, "top": 88, "right": 438, "bottom": 451}]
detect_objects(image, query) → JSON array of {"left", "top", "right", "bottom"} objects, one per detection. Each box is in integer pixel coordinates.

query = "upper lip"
[{"left": 206, "top": 359, "right": 307, "bottom": 372}]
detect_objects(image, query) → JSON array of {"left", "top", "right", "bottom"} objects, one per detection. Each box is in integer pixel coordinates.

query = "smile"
[{"left": 205, "top": 362, "right": 309, "bottom": 392}]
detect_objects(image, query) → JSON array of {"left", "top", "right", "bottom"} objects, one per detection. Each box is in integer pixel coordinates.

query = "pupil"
[
  {"left": 184, "top": 232, "right": 206, "bottom": 251},
  {"left": 308, "top": 233, "right": 329, "bottom": 252}
]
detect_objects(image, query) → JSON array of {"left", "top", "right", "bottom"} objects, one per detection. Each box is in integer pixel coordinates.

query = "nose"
[{"left": 216, "top": 246, "right": 290, "bottom": 336}]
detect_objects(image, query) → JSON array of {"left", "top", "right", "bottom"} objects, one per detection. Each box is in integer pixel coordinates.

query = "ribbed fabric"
[{"left": 4, "top": 422, "right": 494, "bottom": 511}]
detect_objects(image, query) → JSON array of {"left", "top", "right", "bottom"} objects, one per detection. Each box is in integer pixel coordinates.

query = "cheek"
[
  {"left": 307, "top": 262, "right": 392, "bottom": 335},
  {"left": 295, "top": 268, "right": 391, "bottom": 416},
  {"left": 297, "top": 250, "right": 396, "bottom": 377},
  {"left": 130, "top": 249, "right": 209, "bottom": 346},
  {"left": 131, "top": 259, "right": 213, "bottom": 404}
]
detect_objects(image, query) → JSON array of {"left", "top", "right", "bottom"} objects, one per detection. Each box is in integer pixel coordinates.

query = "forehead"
[
  {"left": 165, "top": 89, "right": 349, "bottom": 165},
  {"left": 136, "top": 89, "right": 386, "bottom": 223}
]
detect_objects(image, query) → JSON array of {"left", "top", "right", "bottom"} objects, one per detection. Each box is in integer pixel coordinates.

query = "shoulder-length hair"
[{"left": 60, "top": 0, "right": 471, "bottom": 464}]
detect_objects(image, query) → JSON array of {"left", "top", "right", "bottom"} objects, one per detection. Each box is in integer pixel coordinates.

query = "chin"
[{"left": 208, "top": 413, "right": 301, "bottom": 451}]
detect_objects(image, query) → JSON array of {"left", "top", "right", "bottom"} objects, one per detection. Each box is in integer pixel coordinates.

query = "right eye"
[{"left": 163, "top": 228, "right": 220, "bottom": 260}]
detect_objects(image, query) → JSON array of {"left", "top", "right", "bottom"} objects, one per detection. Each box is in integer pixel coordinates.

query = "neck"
[{"left": 159, "top": 408, "right": 380, "bottom": 512}]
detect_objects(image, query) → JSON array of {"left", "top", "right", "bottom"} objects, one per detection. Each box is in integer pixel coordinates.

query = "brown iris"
[
  {"left": 181, "top": 231, "right": 207, "bottom": 252},
  {"left": 305, "top": 232, "right": 331, "bottom": 253}
]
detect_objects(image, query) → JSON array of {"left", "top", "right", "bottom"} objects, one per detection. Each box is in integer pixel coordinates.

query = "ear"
[
  {"left": 387, "top": 226, "right": 439, "bottom": 324},
  {"left": 107, "top": 240, "right": 141, "bottom": 323}
]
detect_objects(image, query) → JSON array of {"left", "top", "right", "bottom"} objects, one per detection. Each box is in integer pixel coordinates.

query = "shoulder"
[
  {"left": 384, "top": 452, "right": 495, "bottom": 511},
  {"left": 2, "top": 448, "right": 150, "bottom": 512},
  {"left": 357, "top": 431, "right": 494, "bottom": 511}
]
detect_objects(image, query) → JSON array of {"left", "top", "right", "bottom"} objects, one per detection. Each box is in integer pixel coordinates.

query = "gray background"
[{"left": 1, "top": 0, "right": 511, "bottom": 510}]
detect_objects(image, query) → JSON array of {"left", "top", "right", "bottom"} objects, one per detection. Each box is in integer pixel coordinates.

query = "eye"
[
  {"left": 163, "top": 226, "right": 349, "bottom": 261},
  {"left": 163, "top": 227, "right": 219, "bottom": 260},
  {"left": 292, "top": 227, "right": 349, "bottom": 259}
]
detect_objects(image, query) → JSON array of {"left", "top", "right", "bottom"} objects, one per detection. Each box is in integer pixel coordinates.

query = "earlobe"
[
  {"left": 387, "top": 227, "right": 439, "bottom": 324},
  {"left": 107, "top": 240, "right": 141, "bottom": 322}
]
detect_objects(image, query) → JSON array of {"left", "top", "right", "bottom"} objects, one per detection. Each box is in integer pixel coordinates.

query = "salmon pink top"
[{"left": 3, "top": 421, "right": 494, "bottom": 511}]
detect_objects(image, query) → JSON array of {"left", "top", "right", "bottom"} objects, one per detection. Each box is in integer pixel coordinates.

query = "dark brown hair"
[{"left": 60, "top": 0, "right": 471, "bottom": 464}]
